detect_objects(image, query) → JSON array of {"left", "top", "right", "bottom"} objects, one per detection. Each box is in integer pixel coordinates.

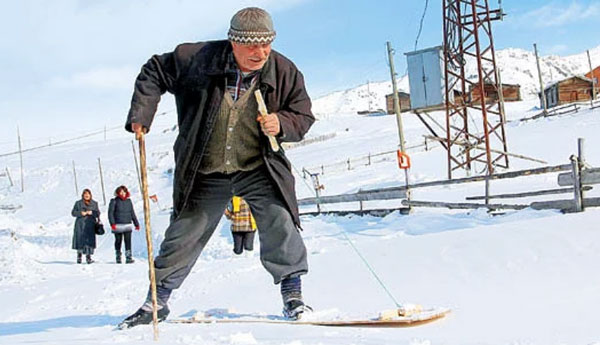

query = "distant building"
[
  {"left": 469, "top": 82, "right": 521, "bottom": 105},
  {"left": 385, "top": 92, "right": 411, "bottom": 114},
  {"left": 585, "top": 66, "right": 600, "bottom": 85},
  {"left": 540, "top": 76, "right": 593, "bottom": 108},
  {"left": 584, "top": 66, "right": 600, "bottom": 98},
  {"left": 405, "top": 46, "right": 446, "bottom": 110}
]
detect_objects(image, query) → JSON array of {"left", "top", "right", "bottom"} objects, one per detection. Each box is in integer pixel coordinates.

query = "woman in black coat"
[
  {"left": 108, "top": 185, "right": 140, "bottom": 263},
  {"left": 71, "top": 188, "right": 100, "bottom": 264}
]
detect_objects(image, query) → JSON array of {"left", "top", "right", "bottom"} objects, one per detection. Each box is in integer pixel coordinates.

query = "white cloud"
[
  {"left": 48, "top": 66, "right": 138, "bottom": 90},
  {"left": 515, "top": 1, "right": 600, "bottom": 28}
]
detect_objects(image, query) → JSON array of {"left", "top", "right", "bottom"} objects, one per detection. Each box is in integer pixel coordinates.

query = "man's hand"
[
  {"left": 257, "top": 112, "right": 280, "bottom": 137},
  {"left": 131, "top": 123, "right": 147, "bottom": 140}
]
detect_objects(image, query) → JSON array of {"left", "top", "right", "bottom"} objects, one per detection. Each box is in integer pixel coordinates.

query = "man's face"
[{"left": 231, "top": 42, "right": 272, "bottom": 72}]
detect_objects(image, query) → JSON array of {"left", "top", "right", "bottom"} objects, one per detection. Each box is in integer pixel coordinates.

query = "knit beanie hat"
[{"left": 228, "top": 7, "right": 276, "bottom": 45}]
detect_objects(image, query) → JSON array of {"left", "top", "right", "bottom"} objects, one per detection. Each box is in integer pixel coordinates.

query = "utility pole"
[
  {"left": 587, "top": 50, "right": 597, "bottom": 102},
  {"left": 387, "top": 41, "right": 411, "bottom": 202},
  {"left": 534, "top": 43, "right": 548, "bottom": 115},
  {"left": 72, "top": 160, "right": 79, "bottom": 195},
  {"left": 387, "top": 41, "right": 407, "bottom": 152},
  {"left": 17, "top": 126, "right": 24, "bottom": 192},
  {"left": 98, "top": 158, "right": 107, "bottom": 205}
]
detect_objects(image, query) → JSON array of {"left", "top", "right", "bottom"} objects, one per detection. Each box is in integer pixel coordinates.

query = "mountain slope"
[{"left": 313, "top": 45, "right": 600, "bottom": 117}]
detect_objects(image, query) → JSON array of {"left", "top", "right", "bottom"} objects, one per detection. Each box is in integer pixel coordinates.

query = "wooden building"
[
  {"left": 469, "top": 83, "right": 521, "bottom": 105},
  {"left": 585, "top": 66, "right": 600, "bottom": 85},
  {"left": 385, "top": 92, "right": 411, "bottom": 114},
  {"left": 585, "top": 66, "right": 600, "bottom": 98},
  {"left": 540, "top": 76, "right": 593, "bottom": 108}
]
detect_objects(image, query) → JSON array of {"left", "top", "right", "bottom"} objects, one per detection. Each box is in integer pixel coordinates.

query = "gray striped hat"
[{"left": 228, "top": 7, "right": 276, "bottom": 45}]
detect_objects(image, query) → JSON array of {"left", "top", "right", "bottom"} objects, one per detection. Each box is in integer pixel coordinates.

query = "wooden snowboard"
[{"left": 169, "top": 307, "right": 450, "bottom": 328}]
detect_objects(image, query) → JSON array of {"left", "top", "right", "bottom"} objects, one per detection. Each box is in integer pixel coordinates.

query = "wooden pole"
[
  {"left": 570, "top": 155, "right": 583, "bottom": 212},
  {"left": 534, "top": 44, "right": 548, "bottom": 116},
  {"left": 138, "top": 132, "right": 159, "bottom": 340},
  {"left": 466, "top": 186, "right": 593, "bottom": 201},
  {"left": 17, "top": 126, "right": 24, "bottom": 192},
  {"left": 403, "top": 199, "right": 528, "bottom": 210},
  {"left": 496, "top": 68, "right": 507, "bottom": 124},
  {"left": 578, "top": 137, "right": 586, "bottom": 202},
  {"left": 132, "top": 140, "right": 142, "bottom": 193},
  {"left": 484, "top": 177, "right": 490, "bottom": 205},
  {"left": 386, "top": 41, "right": 411, "bottom": 204},
  {"left": 383, "top": 163, "right": 572, "bottom": 191},
  {"left": 98, "top": 158, "right": 106, "bottom": 206},
  {"left": 72, "top": 160, "right": 78, "bottom": 195},
  {"left": 5, "top": 167, "right": 14, "bottom": 187},
  {"left": 587, "top": 50, "right": 597, "bottom": 101}
]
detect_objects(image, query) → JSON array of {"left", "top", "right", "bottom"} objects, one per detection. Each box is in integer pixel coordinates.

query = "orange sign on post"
[{"left": 397, "top": 150, "right": 411, "bottom": 169}]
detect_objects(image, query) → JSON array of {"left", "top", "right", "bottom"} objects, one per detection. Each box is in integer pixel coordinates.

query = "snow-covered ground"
[
  {"left": 3, "top": 40, "right": 600, "bottom": 344},
  {"left": 1, "top": 95, "right": 599, "bottom": 344}
]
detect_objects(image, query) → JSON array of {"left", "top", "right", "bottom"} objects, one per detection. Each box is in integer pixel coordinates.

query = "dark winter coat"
[
  {"left": 125, "top": 40, "right": 314, "bottom": 226},
  {"left": 71, "top": 199, "right": 100, "bottom": 250},
  {"left": 108, "top": 196, "right": 140, "bottom": 229}
]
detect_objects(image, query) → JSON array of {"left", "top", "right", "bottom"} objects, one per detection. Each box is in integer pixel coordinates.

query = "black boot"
[
  {"left": 283, "top": 298, "right": 313, "bottom": 320},
  {"left": 77, "top": 253, "right": 82, "bottom": 264},
  {"left": 280, "top": 277, "right": 312, "bottom": 320},
  {"left": 125, "top": 250, "right": 134, "bottom": 264},
  {"left": 116, "top": 251, "right": 122, "bottom": 264},
  {"left": 118, "top": 305, "right": 170, "bottom": 329},
  {"left": 86, "top": 254, "right": 94, "bottom": 264}
]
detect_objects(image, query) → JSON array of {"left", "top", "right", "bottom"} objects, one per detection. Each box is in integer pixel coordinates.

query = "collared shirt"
[{"left": 225, "top": 53, "right": 261, "bottom": 101}]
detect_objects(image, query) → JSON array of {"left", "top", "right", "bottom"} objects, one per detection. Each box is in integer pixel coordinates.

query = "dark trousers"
[
  {"left": 114, "top": 232, "right": 132, "bottom": 252},
  {"left": 154, "top": 166, "right": 308, "bottom": 291},
  {"left": 233, "top": 231, "right": 256, "bottom": 254}
]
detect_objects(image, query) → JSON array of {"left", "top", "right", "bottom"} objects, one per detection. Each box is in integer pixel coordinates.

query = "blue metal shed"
[{"left": 405, "top": 46, "right": 446, "bottom": 110}]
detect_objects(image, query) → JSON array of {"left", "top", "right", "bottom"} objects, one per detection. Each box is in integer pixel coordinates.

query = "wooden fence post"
[
  {"left": 570, "top": 155, "right": 583, "bottom": 212},
  {"left": 578, "top": 138, "right": 586, "bottom": 202},
  {"left": 98, "top": 158, "right": 107, "bottom": 205},
  {"left": 485, "top": 177, "right": 491, "bottom": 206},
  {"left": 72, "top": 160, "right": 79, "bottom": 195},
  {"left": 5, "top": 167, "right": 14, "bottom": 187},
  {"left": 17, "top": 126, "right": 24, "bottom": 192}
]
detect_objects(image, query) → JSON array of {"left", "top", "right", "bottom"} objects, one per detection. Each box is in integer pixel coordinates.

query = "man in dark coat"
[{"left": 119, "top": 7, "right": 315, "bottom": 328}]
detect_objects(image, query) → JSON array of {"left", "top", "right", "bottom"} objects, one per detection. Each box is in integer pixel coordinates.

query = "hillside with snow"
[
  {"left": 1, "top": 88, "right": 600, "bottom": 344},
  {"left": 313, "top": 45, "right": 600, "bottom": 117}
]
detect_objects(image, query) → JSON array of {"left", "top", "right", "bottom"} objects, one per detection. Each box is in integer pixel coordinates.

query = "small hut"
[
  {"left": 540, "top": 76, "right": 593, "bottom": 108},
  {"left": 469, "top": 83, "right": 521, "bottom": 105},
  {"left": 385, "top": 92, "right": 411, "bottom": 114}
]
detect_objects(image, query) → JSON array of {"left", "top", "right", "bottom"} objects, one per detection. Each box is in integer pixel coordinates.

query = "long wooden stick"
[
  {"left": 138, "top": 132, "right": 159, "bottom": 341},
  {"left": 254, "top": 90, "right": 280, "bottom": 152}
]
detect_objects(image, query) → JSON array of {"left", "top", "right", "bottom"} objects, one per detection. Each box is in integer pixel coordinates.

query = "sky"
[{"left": 1, "top": 0, "right": 599, "bottom": 147}]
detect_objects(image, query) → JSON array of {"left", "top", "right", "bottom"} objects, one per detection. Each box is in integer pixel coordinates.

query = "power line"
[
  {"left": 414, "top": 0, "right": 430, "bottom": 51},
  {"left": 0, "top": 109, "right": 176, "bottom": 158}
]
